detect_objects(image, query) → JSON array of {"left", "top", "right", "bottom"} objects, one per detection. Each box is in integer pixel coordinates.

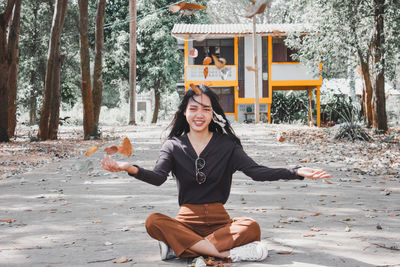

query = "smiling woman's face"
[{"left": 184, "top": 94, "right": 213, "bottom": 133}]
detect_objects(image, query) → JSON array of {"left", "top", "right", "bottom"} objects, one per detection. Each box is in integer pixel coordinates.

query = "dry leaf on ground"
[
  {"left": 0, "top": 219, "right": 15, "bottom": 223},
  {"left": 303, "top": 234, "right": 315, "bottom": 237},
  {"left": 277, "top": 132, "right": 286, "bottom": 142},
  {"left": 113, "top": 257, "right": 132, "bottom": 263},
  {"left": 278, "top": 251, "right": 292, "bottom": 254}
]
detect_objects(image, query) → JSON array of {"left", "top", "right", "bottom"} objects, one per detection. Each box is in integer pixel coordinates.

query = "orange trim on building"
[
  {"left": 185, "top": 81, "right": 238, "bottom": 87},
  {"left": 271, "top": 80, "right": 322, "bottom": 87},
  {"left": 236, "top": 97, "right": 271, "bottom": 104},
  {"left": 272, "top": 62, "right": 300, "bottom": 64}
]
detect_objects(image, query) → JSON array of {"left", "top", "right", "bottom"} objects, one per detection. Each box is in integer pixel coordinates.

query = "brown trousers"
[{"left": 145, "top": 203, "right": 261, "bottom": 258}]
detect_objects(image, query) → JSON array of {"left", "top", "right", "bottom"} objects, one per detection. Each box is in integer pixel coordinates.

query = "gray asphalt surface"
[{"left": 1, "top": 124, "right": 399, "bottom": 267}]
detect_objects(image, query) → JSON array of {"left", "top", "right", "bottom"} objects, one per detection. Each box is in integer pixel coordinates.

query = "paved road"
[{"left": 1, "top": 124, "right": 399, "bottom": 267}]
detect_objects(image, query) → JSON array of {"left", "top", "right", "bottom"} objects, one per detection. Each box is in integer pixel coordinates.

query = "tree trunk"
[
  {"left": 7, "top": 0, "right": 21, "bottom": 138},
  {"left": 0, "top": 0, "right": 17, "bottom": 142},
  {"left": 38, "top": 0, "right": 68, "bottom": 140},
  {"left": 48, "top": 54, "right": 65, "bottom": 139},
  {"left": 128, "top": 0, "right": 137, "bottom": 125},
  {"left": 29, "top": 3, "right": 40, "bottom": 126},
  {"left": 29, "top": 89, "right": 37, "bottom": 125},
  {"left": 371, "top": 0, "right": 387, "bottom": 132},
  {"left": 92, "top": 0, "right": 106, "bottom": 125},
  {"left": 78, "top": 0, "right": 95, "bottom": 138},
  {"left": 358, "top": 51, "right": 373, "bottom": 128},
  {"left": 151, "top": 88, "right": 160, "bottom": 123}
]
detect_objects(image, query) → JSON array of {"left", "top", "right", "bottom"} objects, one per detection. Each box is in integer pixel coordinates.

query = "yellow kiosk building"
[{"left": 172, "top": 24, "right": 322, "bottom": 126}]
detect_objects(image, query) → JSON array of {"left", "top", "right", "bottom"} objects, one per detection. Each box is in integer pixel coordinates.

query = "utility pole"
[
  {"left": 252, "top": 15, "right": 260, "bottom": 123},
  {"left": 246, "top": 0, "right": 269, "bottom": 123},
  {"left": 128, "top": 0, "right": 136, "bottom": 125}
]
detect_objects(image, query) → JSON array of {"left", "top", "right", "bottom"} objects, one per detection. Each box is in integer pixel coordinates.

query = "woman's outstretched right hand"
[{"left": 101, "top": 155, "right": 138, "bottom": 175}]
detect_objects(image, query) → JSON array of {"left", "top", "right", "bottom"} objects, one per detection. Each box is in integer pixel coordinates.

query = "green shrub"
[
  {"left": 322, "top": 95, "right": 363, "bottom": 124},
  {"left": 331, "top": 98, "right": 371, "bottom": 141},
  {"left": 271, "top": 91, "right": 309, "bottom": 124}
]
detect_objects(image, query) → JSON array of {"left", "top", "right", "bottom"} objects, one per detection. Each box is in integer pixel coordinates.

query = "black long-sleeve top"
[{"left": 130, "top": 132, "right": 303, "bottom": 205}]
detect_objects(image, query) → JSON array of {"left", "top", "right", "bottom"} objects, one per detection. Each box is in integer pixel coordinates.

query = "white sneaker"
[
  {"left": 229, "top": 241, "right": 268, "bottom": 262},
  {"left": 158, "top": 241, "right": 176, "bottom": 260}
]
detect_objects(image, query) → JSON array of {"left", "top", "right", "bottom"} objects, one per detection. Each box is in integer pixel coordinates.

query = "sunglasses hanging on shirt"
[{"left": 195, "top": 157, "right": 206, "bottom": 184}]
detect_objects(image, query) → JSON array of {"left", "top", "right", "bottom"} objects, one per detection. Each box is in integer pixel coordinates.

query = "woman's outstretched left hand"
[{"left": 297, "top": 167, "right": 331, "bottom": 179}]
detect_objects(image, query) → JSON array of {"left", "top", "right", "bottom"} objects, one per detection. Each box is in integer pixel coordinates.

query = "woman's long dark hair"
[{"left": 167, "top": 85, "right": 242, "bottom": 146}]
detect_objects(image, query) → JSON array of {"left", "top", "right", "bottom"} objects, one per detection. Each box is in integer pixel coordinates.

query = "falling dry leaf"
[
  {"left": 203, "top": 67, "right": 209, "bottom": 79},
  {"left": 272, "top": 29, "right": 283, "bottom": 37},
  {"left": 114, "top": 257, "right": 132, "bottom": 263},
  {"left": 85, "top": 145, "right": 98, "bottom": 156},
  {"left": 245, "top": 0, "right": 269, "bottom": 18},
  {"left": 246, "top": 66, "right": 258, "bottom": 72},
  {"left": 298, "top": 215, "right": 307, "bottom": 219},
  {"left": 104, "top": 145, "right": 118, "bottom": 155},
  {"left": 169, "top": 4, "right": 181, "bottom": 12},
  {"left": 118, "top": 137, "right": 133, "bottom": 157},
  {"left": 303, "top": 234, "right": 315, "bottom": 237},
  {"left": 169, "top": 1, "right": 206, "bottom": 13},
  {"left": 211, "top": 54, "right": 226, "bottom": 69},
  {"left": 311, "top": 212, "right": 321, "bottom": 216},
  {"left": 278, "top": 251, "right": 292, "bottom": 254},
  {"left": 300, "top": 157, "right": 311, "bottom": 163},
  {"left": 203, "top": 56, "right": 212, "bottom": 65},
  {"left": 182, "top": 10, "right": 194, "bottom": 16},
  {"left": 311, "top": 227, "right": 321, "bottom": 232},
  {"left": 189, "top": 83, "right": 201, "bottom": 95},
  {"left": 0, "top": 219, "right": 15, "bottom": 223},
  {"left": 189, "top": 48, "right": 198, "bottom": 58}
]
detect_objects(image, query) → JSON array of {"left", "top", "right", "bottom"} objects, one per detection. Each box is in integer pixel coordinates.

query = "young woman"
[{"left": 101, "top": 85, "right": 330, "bottom": 263}]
